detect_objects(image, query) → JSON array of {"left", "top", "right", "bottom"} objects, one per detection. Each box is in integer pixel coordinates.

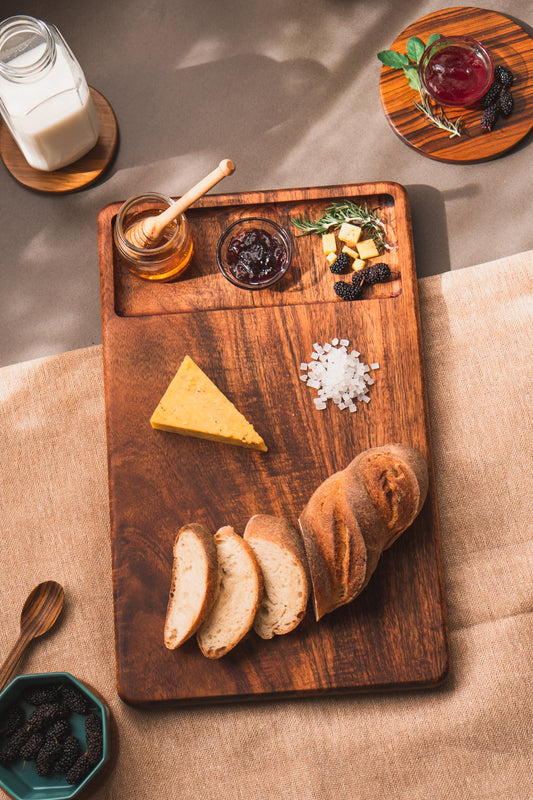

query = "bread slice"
[
  {"left": 244, "top": 514, "right": 309, "bottom": 639},
  {"left": 197, "top": 526, "right": 263, "bottom": 658},
  {"left": 164, "top": 523, "right": 219, "bottom": 650}
]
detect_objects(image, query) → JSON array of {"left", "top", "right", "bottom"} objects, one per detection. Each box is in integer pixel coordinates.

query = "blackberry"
[
  {"left": 329, "top": 252, "right": 351, "bottom": 274},
  {"left": 24, "top": 684, "right": 62, "bottom": 706},
  {"left": 351, "top": 271, "right": 365, "bottom": 293},
  {"left": 65, "top": 752, "right": 93, "bottom": 785},
  {"left": 61, "top": 684, "right": 90, "bottom": 715},
  {"left": 46, "top": 718, "right": 70, "bottom": 743},
  {"left": 481, "top": 104, "right": 499, "bottom": 132},
  {"left": 85, "top": 713, "right": 103, "bottom": 764},
  {"left": 0, "top": 727, "right": 30, "bottom": 763},
  {"left": 53, "top": 735, "right": 82, "bottom": 774},
  {"left": 0, "top": 704, "right": 25, "bottom": 737},
  {"left": 499, "top": 88, "right": 513, "bottom": 117},
  {"left": 20, "top": 731, "right": 45, "bottom": 761},
  {"left": 494, "top": 64, "right": 514, "bottom": 87},
  {"left": 27, "top": 702, "right": 68, "bottom": 731},
  {"left": 35, "top": 737, "right": 63, "bottom": 777},
  {"left": 333, "top": 280, "right": 361, "bottom": 301},
  {"left": 481, "top": 81, "right": 502, "bottom": 108},
  {"left": 360, "top": 262, "right": 391, "bottom": 284}
]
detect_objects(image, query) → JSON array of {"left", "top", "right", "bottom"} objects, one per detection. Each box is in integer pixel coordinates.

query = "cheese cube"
[
  {"left": 322, "top": 233, "right": 336, "bottom": 256},
  {"left": 341, "top": 245, "right": 359, "bottom": 260},
  {"left": 338, "top": 223, "right": 362, "bottom": 246},
  {"left": 356, "top": 239, "right": 380, "bottom": 259},
  {"left": 326, "top": 251, "right": 337, "bottom": 265},
  {"left": 351, "top": 258, "right": 366, "bottom": 272}
]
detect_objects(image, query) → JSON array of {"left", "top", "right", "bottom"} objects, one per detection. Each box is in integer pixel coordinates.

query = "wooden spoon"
[
  {"left": 127, "top": 158, "right": 236, "bottom": 248},
  {"left": 0, "top": 581, "right": 65, "bottom": 692}
]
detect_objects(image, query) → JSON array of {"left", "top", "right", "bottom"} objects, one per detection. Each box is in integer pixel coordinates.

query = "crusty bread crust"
[
  {"left": 349, "top": 443, "right": 429, "bottom": 548},
  {"left": 164, "top": 523, "right": 218, "bottom": 650},
  {"left": 244, "top": 514, "right": 310, "bottom": 638},
  {"left": 197, "top": 525, "right": 263, "bottom": 658},
  {"left": 299, "top": 444, "right": 428, "bottom": 620}
]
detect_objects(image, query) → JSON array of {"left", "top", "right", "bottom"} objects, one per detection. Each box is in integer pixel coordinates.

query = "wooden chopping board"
[{"left": 98, "top": 182, "right": 450, "bottom": 705}]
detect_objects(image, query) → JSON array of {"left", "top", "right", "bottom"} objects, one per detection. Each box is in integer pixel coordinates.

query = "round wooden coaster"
[
  {"left": 0, "top": 87, "right": 118, "bottom": 193},
  {"left": 379, "top": 6, "right": 533, "bottom": 163}
]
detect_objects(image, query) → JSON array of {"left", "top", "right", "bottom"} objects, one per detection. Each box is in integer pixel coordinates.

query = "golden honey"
[{"left": 114, "top": 193, "right": 193, "bottom": 282}]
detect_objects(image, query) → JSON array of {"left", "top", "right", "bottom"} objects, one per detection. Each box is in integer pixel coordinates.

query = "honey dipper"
[{"left": 127, "top": 158, "right": 235, "bottom": 248}]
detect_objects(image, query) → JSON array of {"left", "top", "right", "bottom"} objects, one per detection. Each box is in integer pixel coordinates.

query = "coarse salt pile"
[{"left": 300, "top": 338, "right": 379, "bottom": 412}]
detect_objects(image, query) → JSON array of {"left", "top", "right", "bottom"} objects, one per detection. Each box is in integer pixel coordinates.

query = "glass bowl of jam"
[
  {"left": 216, "top": 217, "right": 292, "bottom": 290},
  {"left": 419, "top": 36, "right": 493, "bottom": 108}
]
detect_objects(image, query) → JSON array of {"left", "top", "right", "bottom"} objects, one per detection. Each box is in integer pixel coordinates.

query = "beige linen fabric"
[{"left": 0, "top": 252, "right": 531, "bottom": 800}]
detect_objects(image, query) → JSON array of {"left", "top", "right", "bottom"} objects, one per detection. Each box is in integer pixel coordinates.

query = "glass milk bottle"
[{"left": 0, "top": 15, "right": 100, "bottom": 171}]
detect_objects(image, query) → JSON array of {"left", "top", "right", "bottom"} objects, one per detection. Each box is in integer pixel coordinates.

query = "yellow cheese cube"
[
  {"left": 338, "top": 222, "right": 362, "bottom": 246},
  {"left": 351, "top": 258, "right": 366, "bottom": 272},
  {"left": 326, "top": 251, "right": 337, "bottom": 265},
  {"left": 356, "top": 239, "right": 380, "bottom": 259},
  {"left": 341, "top": 245, "right": 359, "bottom": 260},
  {"left": 322, "top": 233, "right": 336, "bottom": 256}
]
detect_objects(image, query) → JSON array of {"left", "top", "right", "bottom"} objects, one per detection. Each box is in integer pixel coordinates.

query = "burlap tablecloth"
[{"left": 1, "top": 252, "right": 531, "bottom": 800}]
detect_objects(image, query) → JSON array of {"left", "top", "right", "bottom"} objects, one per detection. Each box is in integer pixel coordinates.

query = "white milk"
[{"left": 0, "top": 40, "right": 100, "bottom": 171}]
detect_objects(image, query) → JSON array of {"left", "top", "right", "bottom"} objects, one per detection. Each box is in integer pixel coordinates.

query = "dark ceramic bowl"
[
  {"left": 216, "top": 217, "right": 292, "bottom": 290},
  {"left": 0, "top": 672, "right": 112, "bottom": 800}
]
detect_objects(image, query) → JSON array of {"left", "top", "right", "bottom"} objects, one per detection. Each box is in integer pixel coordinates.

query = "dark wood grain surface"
[
  {"left": 98, "top": 182, "right": 450, "bottom": 705},
  {"left": 379, "top": 7, "right": 533, "bottom": 163}
]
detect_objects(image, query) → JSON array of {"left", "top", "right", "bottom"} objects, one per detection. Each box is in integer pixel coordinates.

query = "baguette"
[
  {"left": 244, "top": 514, "right": 309, "bottom": 639},
  {"left": 164, "top": 523, "right": 218, "bottom": 650},
  {"left": 197, "top": 525, "right": 263, "bottom": 658},
  {"left": 299, "top": 443, "right": 428, "bottom": 620},
  {"left": 348, "top": 443, "right": 429, "bottom": 548}
]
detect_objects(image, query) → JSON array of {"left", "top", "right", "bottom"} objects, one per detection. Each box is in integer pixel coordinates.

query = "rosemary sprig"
[
  {"left": 414, "top": 97, "right": 463, "bottom": 138},
  {"left": 291, "top": 201, "right": 392, "bottom": 250}
]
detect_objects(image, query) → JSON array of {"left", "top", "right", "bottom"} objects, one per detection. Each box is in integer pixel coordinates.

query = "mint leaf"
[
  {"left": 377, "top": 49, "right": 410, "bottom": 69},
  {"left": 403, "top": 65, "right": 422, "bottom": 91},
  {"left": 427, "top": 33, "right": 442, "bottom": 46},
  {"left": 406, "top": 36, "right": 426, "bottom": 63}
]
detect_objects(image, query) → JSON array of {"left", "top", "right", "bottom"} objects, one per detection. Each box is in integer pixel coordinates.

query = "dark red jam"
[
  {"left": 423, "top": 45, "right": 491, "bottom": 106},
  {"left": 227, "top": 228, "right": 287, "bottom": 284}
]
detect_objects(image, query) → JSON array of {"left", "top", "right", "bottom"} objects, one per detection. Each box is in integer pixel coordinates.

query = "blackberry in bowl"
[
  {"left": 0, "top": 672, "right": 114, "bottom": 800},
  {"left": 216, "top": 217, "right": 292, "bottom": 290}
]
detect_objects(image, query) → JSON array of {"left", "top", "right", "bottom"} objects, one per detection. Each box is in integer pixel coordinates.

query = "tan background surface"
[
  {"left": 0, "top": 251, "right": 531, "bottom": 800},
  {"left": 1, "top": 0, "right": 533, "bottom": 367}
]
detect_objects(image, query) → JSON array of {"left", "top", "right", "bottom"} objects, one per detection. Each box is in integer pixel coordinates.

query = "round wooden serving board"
[
  {"left": 0, "top": 87, "right": 118, "bottom": 193},
  {"left": 379, "top": 6, "right": 533, "bottom": 163}
]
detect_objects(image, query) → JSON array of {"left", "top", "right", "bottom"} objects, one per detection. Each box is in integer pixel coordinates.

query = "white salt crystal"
[{"left": 299, "top": 338, "right": 380, "bottom": 412}]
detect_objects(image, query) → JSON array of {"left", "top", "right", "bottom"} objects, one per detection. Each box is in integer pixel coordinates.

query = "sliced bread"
[
  {"left": 244, "top": 514, "right": 310, "bottom": 639},
  {"left": 197, "top": 525, "right": 263, "bottom": 658},
  {"left": 164, "top": 523, "right": 219, "bottom": 650}
]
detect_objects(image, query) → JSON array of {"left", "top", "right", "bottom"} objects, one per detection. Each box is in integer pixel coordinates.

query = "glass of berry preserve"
[
  {"left": 217, "top": 217, "right": 292, "bottom": 290},
  {"left": 419, "top": 36, "right": 494, "bottom": 108}
]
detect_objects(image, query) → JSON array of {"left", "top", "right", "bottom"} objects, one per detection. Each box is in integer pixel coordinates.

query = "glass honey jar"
[{"left": 113, "top": 193, "right": 194, "bottom": 282}]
